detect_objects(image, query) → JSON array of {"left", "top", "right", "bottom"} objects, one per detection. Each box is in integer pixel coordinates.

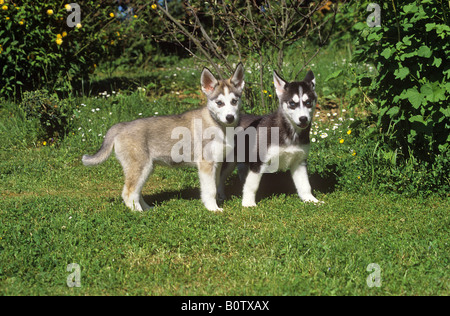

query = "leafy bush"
[
  {"left": 308, "top": 114, "right": 449, "bottom": 197},
  {"left": 19, "top": 89, "right": 74, "bottom": 141},
  {"left": 352, "top": 0, "right": 449, "bottom": 162},
  {"left": 0, "top": 0, "right": 142, "bottom": 98}
]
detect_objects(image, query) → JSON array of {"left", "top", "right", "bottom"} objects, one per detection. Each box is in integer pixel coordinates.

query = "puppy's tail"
[{"left": 82, "top": 124, "right": 122, "bottom": 166}]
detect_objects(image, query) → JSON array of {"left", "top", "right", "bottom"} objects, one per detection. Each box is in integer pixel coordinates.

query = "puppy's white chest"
[{"left": 263, "top": 145, "right": 308, "bottom": 172}]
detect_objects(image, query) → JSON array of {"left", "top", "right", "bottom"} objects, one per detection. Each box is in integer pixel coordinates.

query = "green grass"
[
  {"left": 1, "top": 125, "right": 448, "bottom": 295},
  {"left": 1, "top": 48, "right": 448, "bottom": 296},
  {"left": 0, "top": 147, "right": 448, "bottom": 295}
]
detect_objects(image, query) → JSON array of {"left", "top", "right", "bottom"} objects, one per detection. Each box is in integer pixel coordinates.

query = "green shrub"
[
  {"left": 0, "top": 0, "right": 142, "bottom": 98},
  {"left": 19, "top": 89, "right": 74, "bottom": 141},
  {"left": 352, "top": 0, "right": 449, "bottom": 162}
]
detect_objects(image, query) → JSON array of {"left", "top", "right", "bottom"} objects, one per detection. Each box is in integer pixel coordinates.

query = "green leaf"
[
  {"left": 403, "top": 3, "right": 419, "bottom": 13},
  {"left": 420, "top": 82, "right": 446, "bottom": 102},
  {"left": 394, "top": 66, "right": 410, "bottom": 80},
  {"left": 425, "top": 23, "right": 436, "bottom": 32},
  {"left": 402, "top": 35, "right": 413, "bottom": 46},
  {"left": 325, "top": 70, "right": 343, "bottom": 82},
  {"left": 380, "top": 47, "right": 393, "bottom": 59},
  {"left": 432, "top": 57, "right": 442, "bottom": 67},
  {"left": 386, "top": 106, "right": 400, "bottom": 117},
  {"left": 417, "top": 45, "right": 432, "bottom": 58},
  {"left": 409, "top": 115, "right": 425, "bottom": 124},
  {"left": 404, "top": 87, "right": 425, "bottom": 108}
]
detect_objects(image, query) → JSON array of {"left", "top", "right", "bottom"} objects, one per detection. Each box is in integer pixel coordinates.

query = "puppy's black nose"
[
  {"left": 226, "top": 115, "right": 235, "bottom": 123},
  {"left": 299, "top": 116, "right": 308, "bottom": 124}
]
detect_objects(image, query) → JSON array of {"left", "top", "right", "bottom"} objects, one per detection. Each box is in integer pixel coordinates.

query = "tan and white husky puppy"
[{"left": 82, "top": 63, "right": 245, "bottom": 211}]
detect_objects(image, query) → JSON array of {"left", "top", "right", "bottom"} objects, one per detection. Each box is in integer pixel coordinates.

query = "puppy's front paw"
[
  {"left": 205, "top": 202, "right": 223, "bottom": 212},
  {"left": 300, "top": 194, "right": 323, "bottom": 204}
]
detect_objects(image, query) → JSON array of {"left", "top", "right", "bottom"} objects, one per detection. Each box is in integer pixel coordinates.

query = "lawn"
[
  {"left": 0, "top": 150, "right": 448, "bottom": 295},
  {"left": 0, "top": 55, "right": 448, "bottom": 296}
]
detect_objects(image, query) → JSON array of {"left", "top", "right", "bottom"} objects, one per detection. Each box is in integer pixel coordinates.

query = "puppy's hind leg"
[{"left": 122, "top": 160, "right": 154, "bottom": 211}]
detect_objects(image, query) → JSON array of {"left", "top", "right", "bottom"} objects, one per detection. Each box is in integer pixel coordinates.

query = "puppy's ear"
[
  {"left": 273, "top": 71, "right": 287, "bottom": 98},
  {"left": 304, "top": 70, "right": 316, "bottom": 89},
  {"left": 230, "top": 62, "right": 245, "bottom": 93},
  {"left": 201, "top": 67, "right": 218, "bottom": 96}
]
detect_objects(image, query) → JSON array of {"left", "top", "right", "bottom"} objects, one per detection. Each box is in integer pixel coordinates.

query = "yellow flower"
[
  {"left": 62, "top": 31, "right": 67, "bottom": 37},
  {"left": 76, "top": 23, "right": 82, "bottom": 28},
  {"left": 47, "top": 9, "right": 54, "bottom": 15},
  {"left": 56, "top": 38, "right": 63, "bottom": 45},
  {"left": 263, "top": 90, "right": 267, "bottom": 94},
  {"left": 65, "top": 4, "right": 72, "bottom": 11},
  {"left": 109, "top": 12, "right": 114, "bottom": 18},
  {"left": 0, "top": 0, "right": 4, "bottom": 5},
  {"left": 56, "top": 33, "right": 62, "bottom": 39},
  {"left": 151, "top": 4, "right": 157, "bottom": 9},
  {"left": 2, "top": 5, "right": 7, "bottom": 10},
  {"left": 268, "top": 94, "right": 272, "bottom": 97},
  {"left": 347, "top": 130, "right": 352, "bottom": 135},
  {"left": 133, "top": 15, "right": 137, "bottom": 18},
  {"left": 43, "top": 141, "right": 47, "bottom": 146},
  {"left": 352, "top": 151, "right": 357, "bottom": 156},
  {"left": 339, "top": 138, "right": 344, "bottom": 144},
  {"left": 19, "top": 19, "right": 25, "bottom": 25},
  {"left": 5, "top": 16, "right": 9, "bottom": 20}
]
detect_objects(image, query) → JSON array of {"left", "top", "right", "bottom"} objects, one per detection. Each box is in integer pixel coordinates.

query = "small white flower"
[
  {"left": 91, "top": 109, "right": 95, "bottom": 112},
  {"left": 78, "top": 127, "right": 82, "bottom": 130},
  {"left": 96, "top": 108, "right": 100, "bottom": 111},
  {"left": 138, "top": 113, "right": 142, "bottom": 116},
  {"left": 320, "top": 133, "right": 328, "bottom": 139},
  {"left": 154, "top": 112, "right": 159, "bottom": 115},
  {"left": 311, "top": 138, "right": 316, "bottom": 142}
]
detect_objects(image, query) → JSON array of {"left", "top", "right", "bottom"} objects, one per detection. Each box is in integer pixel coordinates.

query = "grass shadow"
[{"left": 140, "top": 166, "right": 337, "bottom": 207}]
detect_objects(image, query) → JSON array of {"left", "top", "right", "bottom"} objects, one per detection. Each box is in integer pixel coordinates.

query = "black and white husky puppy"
[{"left": 218, "top": 70, "right": 320, "bottom": 207}]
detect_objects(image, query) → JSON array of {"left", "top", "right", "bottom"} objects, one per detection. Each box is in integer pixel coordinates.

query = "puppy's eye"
[
  {"left": 231, "top": 99, "right": 238, "bottom": 106},
  {"left": 288, "top": 101, "right": 297, "bottom": 109},
  {"left": 216, "top": 100, "right": 224, "bottom": 107},
  {"left": 305, "top": 100, "right": 312, "bottom": 107}
]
